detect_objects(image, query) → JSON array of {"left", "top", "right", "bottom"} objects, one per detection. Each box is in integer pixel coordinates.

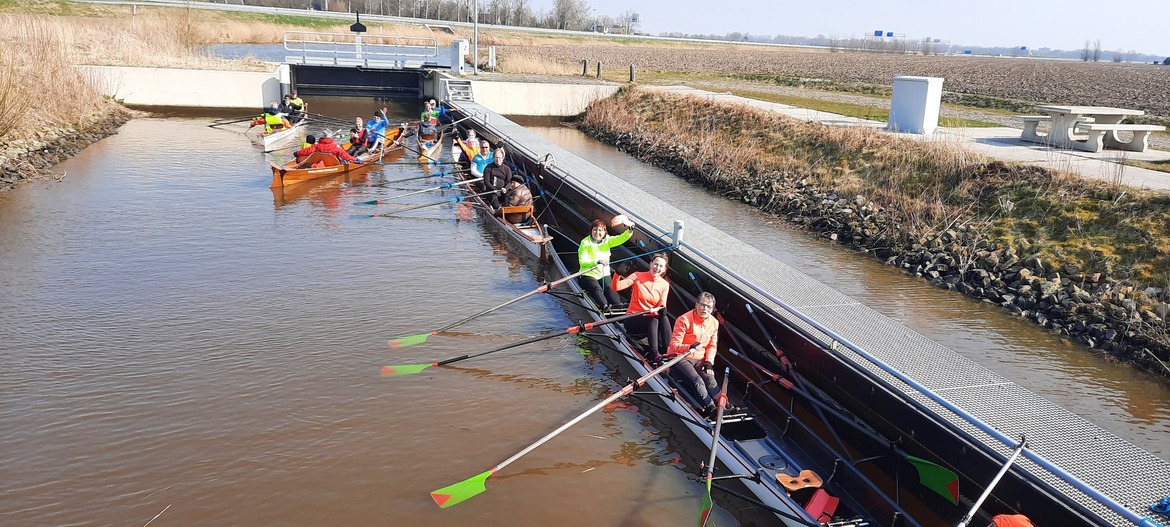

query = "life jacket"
[
  {"left": 264, "top": 112, "right": 284, "bottom": 129},
  {"left": 287, "top": 97, "right": 305, "bottom": 112}
]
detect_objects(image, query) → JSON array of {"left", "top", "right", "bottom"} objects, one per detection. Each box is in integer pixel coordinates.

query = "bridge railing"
[{"left": 283, "top": 31, "right": 442, "bottom": 68}]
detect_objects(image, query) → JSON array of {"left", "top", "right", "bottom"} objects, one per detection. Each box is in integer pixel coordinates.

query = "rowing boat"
[
  {"left": 450, "top": 145, "right": 549, "bottom": 260},
  {"left": 445, "top": 107, "right": 1155, "bottom": 526},
  {"left": 268, "top": 126, "right": 405, "bottom": 188},
  {"left": 252, "top": 118, "right": 307, "bottom": 150},
  {"left": 435, "top": 121, "right": 929, "bottom": 527},
  {"left": 417, "top": 130, "right": 444, "bottom": 164}
]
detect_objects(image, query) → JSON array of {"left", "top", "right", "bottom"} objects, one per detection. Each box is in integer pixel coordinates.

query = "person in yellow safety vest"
[
  {"left": 262, "top": 103, "right": 291, "bottom": 133},
  {"left": 577, "top": 215, "right": 635, "bottom": 312},
  {"left": 286, "top": 90, "right": 306, "bottom": 124}
]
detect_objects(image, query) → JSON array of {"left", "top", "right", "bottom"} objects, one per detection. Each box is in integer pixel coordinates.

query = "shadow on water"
[{"left": 516, "top": 117, "right": 1170, "bottom": 461}]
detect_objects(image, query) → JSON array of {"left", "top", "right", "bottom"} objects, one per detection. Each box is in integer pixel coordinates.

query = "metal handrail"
[{"left": 283, "top": 31, "right": 439, "bottom": 60}]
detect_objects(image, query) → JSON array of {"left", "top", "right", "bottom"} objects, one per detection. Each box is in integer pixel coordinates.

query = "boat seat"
[
  {"left": 803, "top": 488, "right": 839, "bottom": 523},
  {"left": 501, "top": 205, "right": 534, "bottom": 225},
  {"left": 776, "top": 469, "right": 822, "bottom": 491}
]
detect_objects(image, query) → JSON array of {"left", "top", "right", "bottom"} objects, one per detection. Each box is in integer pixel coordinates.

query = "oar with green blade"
[
  {"left": 727, "top": 337, "right": 963, "bottom": 504},
  {"left": 354, "top": 178, "right": 482, "bottom": 205},
  {"left": 699, "top": 368, "right": 731, "bottom": 527},
  {"left": 381, "top": 308, "right": 661, "bottom": 376},
  {"left": 388, "top": 254, "right": 650, "bottom": 349},
  {"left": 370, "top": 189, "right": 499, "bottom": 217},
  {"left": 430, "top": 352, "right": 689, "bottom": 508}
]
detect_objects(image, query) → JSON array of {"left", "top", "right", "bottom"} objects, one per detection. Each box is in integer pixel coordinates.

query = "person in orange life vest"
[
  {"left": 667, "top": 292, "right": 736, "bottom": 417},
  {"left": 989, "top": 514, "right": 1034, "bottom": 527},
  {"left": 613, "top": 253, "right": 671, "bottom": 363},
  {"left": 295, "top": 133, "right": 356, "bottom": 162}
]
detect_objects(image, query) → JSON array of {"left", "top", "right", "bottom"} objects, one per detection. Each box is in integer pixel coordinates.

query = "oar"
[
  {"left": 262, "top": 143, "right": 303, "bottom": 154},
  {"left": 388, "top": 257, "right": 638, "bottom": 348},
  {"left": 430, "top": 352, "right": 688, "bottom": 508},
  {"left": 380, "top": 170, "right": 459, "bottom": 187},
  {"left": 208, "top": 115, "right": 258, "bottom": 128},
  {"left": 699, "top": 369, "right": 731, "bottom": 527},
  {"left": 370, "top": 189, "right": 498, "bottom": 218},
  {"left": 381, "top": 308, "right": 661, "bottom": 375},
  {"left": 355, "top": 177, "right": 481, "bottom": 205}
]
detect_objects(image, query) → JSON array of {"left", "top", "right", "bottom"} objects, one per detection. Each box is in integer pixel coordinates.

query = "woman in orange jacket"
[
  {"left": 612, "top": 253, "right": 671, "bottom": 363},
  {"left": 667, "top": 291, "right": 735, "bottom": 417}
]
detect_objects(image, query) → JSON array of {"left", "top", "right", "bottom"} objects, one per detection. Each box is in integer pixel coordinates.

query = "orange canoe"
[{"left": 269, "top": 126, "right": 405, "bottom": 188}]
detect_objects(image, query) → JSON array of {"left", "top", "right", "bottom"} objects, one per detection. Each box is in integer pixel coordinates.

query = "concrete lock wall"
[
  {"left": 76, "top": 65, "right": 282, "bottom": 109},
  {"left": 471, "top": 81, "right": 620, "bottom": 116}
]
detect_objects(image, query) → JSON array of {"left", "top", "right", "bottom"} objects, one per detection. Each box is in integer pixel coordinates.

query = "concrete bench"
[
  {"left": 1072, "top": 123, "right": 1165, "bottom": 152},
  {"left": 1015, "top": 115, "right": 1093, "bottom": 143}
]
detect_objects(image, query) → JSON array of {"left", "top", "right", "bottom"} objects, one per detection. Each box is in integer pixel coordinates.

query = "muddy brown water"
[{"left": 1, "top": 106, "right": 1166, "bottom": 527}]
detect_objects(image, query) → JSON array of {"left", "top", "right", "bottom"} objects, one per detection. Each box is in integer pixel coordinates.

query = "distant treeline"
[
  {"left": 659, "top": 31, "right": 1166, "bottom": 63},
  {"left": 203, "top": 0, "right": 1164, "bottom": 63}
]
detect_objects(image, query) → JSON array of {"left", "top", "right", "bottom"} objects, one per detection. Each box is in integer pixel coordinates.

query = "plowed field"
[{"left": 513, "top": 43, "right": 1170, "bottom": 117}]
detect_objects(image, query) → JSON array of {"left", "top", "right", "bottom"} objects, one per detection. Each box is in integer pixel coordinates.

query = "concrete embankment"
[{"left": 577, "top": 93, "right": 1170, "bottom": 377}]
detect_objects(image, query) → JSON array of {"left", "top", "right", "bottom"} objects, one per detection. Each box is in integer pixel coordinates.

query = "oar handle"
[{"left": 724, "top": 348, "right": 786, "bottom": 384}]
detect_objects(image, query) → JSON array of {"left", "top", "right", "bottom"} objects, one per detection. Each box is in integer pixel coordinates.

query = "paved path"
[{"left": 646, "top": 86, "right": 1170, "bottom": 193}]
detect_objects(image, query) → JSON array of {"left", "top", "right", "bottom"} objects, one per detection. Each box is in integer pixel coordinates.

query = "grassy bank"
[{"left": 580, "top": 87, "right": 1170, "bottom": 305}]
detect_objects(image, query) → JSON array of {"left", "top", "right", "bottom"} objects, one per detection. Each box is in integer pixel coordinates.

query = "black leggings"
[
  {"left": 622, "top": 312, "right": 670, "bottom": 358},
  {"left": 579, "top": 275, "right": 621, "bottom": 310}
]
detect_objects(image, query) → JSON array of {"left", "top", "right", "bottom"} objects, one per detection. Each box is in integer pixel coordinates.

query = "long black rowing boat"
[{"left": 441, "top": 102, "right": 1169, "bottom": 527}]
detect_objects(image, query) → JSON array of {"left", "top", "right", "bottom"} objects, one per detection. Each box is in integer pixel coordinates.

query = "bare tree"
[
  {"left": 1081, "top": 40, "right": 1091, "bottom": 61},
  {"left": 513, "top": 0, "right": 531, "bottom": 26},
  {"left": 1092, "top": 38, "right": 1102, "bottom": 62},
  {"left": 1112, "top": 49, "right": 1124, "bottom": 63},
  {"left": 552, "top": 0, "right": 588, "bottom": 30}
]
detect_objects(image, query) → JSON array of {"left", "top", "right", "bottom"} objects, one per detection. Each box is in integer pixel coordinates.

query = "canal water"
[
  {"left": 0, "top": 107, "right": 751, "bottom": 526},
  {"left": 2, "top": 104, "right": 1166, "bottom": 527}
]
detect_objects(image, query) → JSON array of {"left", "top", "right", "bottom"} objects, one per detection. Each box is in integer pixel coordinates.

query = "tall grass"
[{"left": 580, "top": 87, "right": 1170, "bottom": 286}]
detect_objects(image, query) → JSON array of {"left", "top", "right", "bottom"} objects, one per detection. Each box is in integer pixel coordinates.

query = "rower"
[
  {"left": 482, "top": 145, "right": 511, "bottom": 212},
  {"left": 286, "top": 90, "right": 307, "bottom": 123},
  {"left": 347, "top": 117, "right": 369, "bottom": 157},
  {"left": 262, "top": 102, "right": 290, "bottom": 133},
  {"left": 577, "top": 215, "right": 634, "bottom": 312},
  {"left": 365, "top": 111, "right": 388, "bottom": 153},
  {"left": 667, "top": 292, "right": 743, "bottom": 418},
  {"left": 613, "top": 253, "right": 671, "bottom": 364},
  {"left": 501, "top": 174, "right": 533, "bottom": 224},
  {"left": 470, "top": 140, "right": 494, "bottom": 178}
]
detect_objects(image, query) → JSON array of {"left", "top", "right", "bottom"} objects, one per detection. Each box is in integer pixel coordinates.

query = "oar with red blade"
[
  {"left": 699, "top": 368, "right": 731, "bottom": 527},
  {"left": 381, "top": 308, "right": 661, "bottom": 376},
  {"left": 429, "top": 352, "right": 689, "bottom": 508}
]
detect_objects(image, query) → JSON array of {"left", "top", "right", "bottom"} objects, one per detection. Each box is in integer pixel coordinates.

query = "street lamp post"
[{"left": 472, "top": 0, "right": 478, "bottom": 75}]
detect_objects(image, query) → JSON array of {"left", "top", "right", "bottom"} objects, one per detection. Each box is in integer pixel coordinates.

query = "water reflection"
[
  {"left": 0, "top": 113, "right": 743, "bottom": 527},
  {"left": 518, "top": 118, "right": 1170, "bottom": 459}
]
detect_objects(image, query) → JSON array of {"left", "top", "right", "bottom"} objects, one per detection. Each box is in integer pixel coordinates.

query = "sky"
[{"left": 530, "top": 0, "right": 1170, "bottom": 57}]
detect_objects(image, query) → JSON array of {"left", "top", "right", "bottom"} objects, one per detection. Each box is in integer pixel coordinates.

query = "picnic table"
[{"left": 1015, "top": 105, "right": 1164, "bottom": 153}]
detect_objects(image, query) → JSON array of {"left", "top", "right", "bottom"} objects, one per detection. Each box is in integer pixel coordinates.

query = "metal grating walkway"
[{"left": 454, "top": 101, "right": 1170, "bottom": 527}]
